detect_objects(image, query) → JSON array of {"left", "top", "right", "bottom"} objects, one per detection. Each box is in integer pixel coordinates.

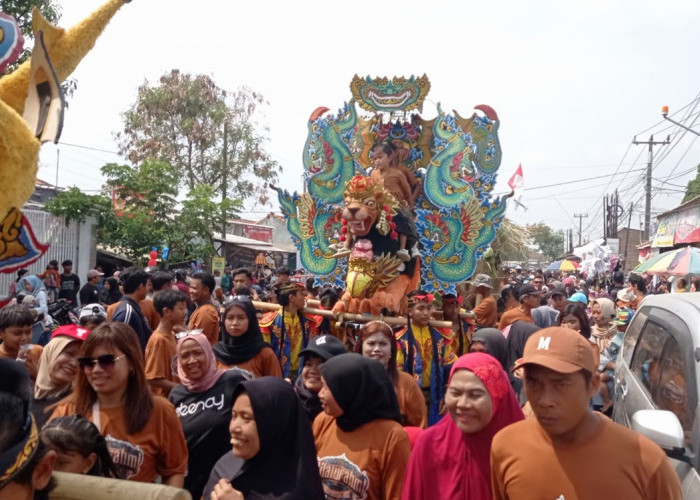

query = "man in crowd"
[
  {"left": 275, "top": 266, "right": 291, "bottom": 286},
  {"left": 58, "top": 259, "right": 80, "bottom": 306},
  {"left": 188, "top": 272, "right": 220, "bottom": 345},
  {"left": 221, "top": 267, "right": 233, "bottom": 296},
  {"left": 441, "top": 293, "right": 472, "bottom": 356},
  {"left": 112, "top": 267, "right": 152, "bottom": 350},
  {"left": 471, "top": 274, "right": 497, "bottom": 328},
  {"left": 78, "top": 269, "right": 103, "bottom": 307},
  {"left": 498, "top": 283, "right": 541, "bottom": 330},
  {"left": 491, "top": 326, "right": 682, "bottom": 498},
  {"left": 232, "top": 267, "right": 259, "bottom": 299}
]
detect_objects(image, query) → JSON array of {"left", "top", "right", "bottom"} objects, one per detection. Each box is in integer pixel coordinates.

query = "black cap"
[
  {"left": 519, "top": 283, "right": 542, "bottom": 297},
  {"left": 300, "top": 335, "right": 347, "bottom": 361}
]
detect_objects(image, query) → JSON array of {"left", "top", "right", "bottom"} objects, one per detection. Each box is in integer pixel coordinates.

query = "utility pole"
[
  {"left": 221, "top": 121, "right": 228, "bottom": 239},
  {"left": 633, "top": 135, "right": 670, "bottom": 242},
  {"left": 574, "top": 213, "right": 588, "bottom": 247}
]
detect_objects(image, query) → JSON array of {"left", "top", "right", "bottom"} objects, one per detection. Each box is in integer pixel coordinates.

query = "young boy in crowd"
[
  {"left": 145, "top": 289, "right": 188, "bottom": 397},
  {"left": 0, "top": 304, "right": 43, "bottom": 381}
]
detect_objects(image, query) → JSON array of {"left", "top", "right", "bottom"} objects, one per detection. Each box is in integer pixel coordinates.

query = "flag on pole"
[{"left": 508, "top": 163, "right": 524, "bottom": 190}]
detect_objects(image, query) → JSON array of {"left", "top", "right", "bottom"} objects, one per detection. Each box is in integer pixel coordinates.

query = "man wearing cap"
[
  {"left": 396, "top": 290, "right": 457, "bottom": 426},
  {"left": 491, "top": 326, "right": 682, "bottom": 499},
  {"left": 260, "top": 281, "right": 330, "bottom": 378},
  {"left": 295, "top": 335, "right": 347, "bottom": 421},
  {"left": 78, "top": 303, "right": 107, "bottom": 330},
  {"left": 78, "top": 269, "right": 102, "bottom": 307},
  {"left": 471, "top": 274, "right": 498, "bottom": 329},
  {"left": 498, "top": 283, "right": 541, "bottom": 330}
]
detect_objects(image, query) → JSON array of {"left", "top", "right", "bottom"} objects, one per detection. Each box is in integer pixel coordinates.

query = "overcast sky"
[{"left": 35, "top": 0, "right": 700, "bottom": 242}]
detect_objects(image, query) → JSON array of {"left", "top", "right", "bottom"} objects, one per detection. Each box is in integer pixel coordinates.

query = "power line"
[{"left": 520, "top": 169, "right": 645, "bottom": 192}]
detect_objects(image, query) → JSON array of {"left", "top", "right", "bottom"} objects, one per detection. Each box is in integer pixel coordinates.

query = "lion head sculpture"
[{"left": 341, "top": 175, "right": 396, "bottom": 238}]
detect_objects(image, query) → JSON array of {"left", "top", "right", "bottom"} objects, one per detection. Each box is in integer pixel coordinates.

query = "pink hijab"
[
  {"left": 401, "top": 352, "right": 524, "bottom": 500},
  {"left": 176, "top": 332, "right": 226, "bottom": 393}
]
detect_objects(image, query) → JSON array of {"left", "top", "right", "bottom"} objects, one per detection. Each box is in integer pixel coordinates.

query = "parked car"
[{"left": 613, "top": 293, "right": 700, "bottom": 498}]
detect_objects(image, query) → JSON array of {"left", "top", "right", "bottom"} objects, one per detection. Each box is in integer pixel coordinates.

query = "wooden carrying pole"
[{"left": 251, "top": 300, "right": 473, "bottom": 329}]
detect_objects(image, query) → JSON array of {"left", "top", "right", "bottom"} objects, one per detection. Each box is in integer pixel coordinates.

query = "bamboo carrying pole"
[{"left": 250, "top": 300, "right": 473, "bottom": 329}]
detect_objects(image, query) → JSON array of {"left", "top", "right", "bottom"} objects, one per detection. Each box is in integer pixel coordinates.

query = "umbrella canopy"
[
  {"left": 547, "top": 260, "right": 579, "bottom": 272},
  {"left": 634, "top": 246, "right": 700, "bottom": 276}
]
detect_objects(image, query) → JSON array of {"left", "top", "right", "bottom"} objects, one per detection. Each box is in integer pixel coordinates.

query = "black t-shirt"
[
  {"left": 58, "top": 273, "right": 80, "bottom": 304},
  {"left": 79, "top": 283, "right": 100, "bottom": 307},
  {"left": 202, "top": 452, "right": 244, "bottom": 500},
  {"left": 168, "top": 369, "right": 247, "bottom": 500}
]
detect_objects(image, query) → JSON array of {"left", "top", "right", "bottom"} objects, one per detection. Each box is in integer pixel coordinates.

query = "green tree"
[
  {"left": 682, "top": 163, "right": 700, "bottom": 203},
  {"left": 526, "top": 222, "right": 565, "bottom": 262},
  {"left": 116, "top": 70, "right": 280, "bottom": 204}
]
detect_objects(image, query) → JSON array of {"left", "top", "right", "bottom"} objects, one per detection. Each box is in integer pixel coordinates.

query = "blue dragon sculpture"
[{"left": 276, "top": 75, "right": 508, "bottom": 303}]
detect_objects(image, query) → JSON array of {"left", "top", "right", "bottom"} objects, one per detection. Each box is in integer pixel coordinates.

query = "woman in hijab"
[
  {"left": 100, "top": 277, "right": 122, "bottom": 306},
  {"left": 356, "top": 320, "right": 427, "bottom": 428},
  {"left": 590, "top": 297, "right": 617, "bottom": 352},
  {"left": 168, "top": 332, "right": 252, "bottom": 500},
  {"left": 17, "top": 274, "right": 52, "bottom": 336},
  {"left": 205, "top": 377, "right": 324, "bottom": 500},
  {"left": 214, "top": 297, "right": 282, "bottom": 377},
  {"left": 469, "top": 328, "right": 508, "bottom": 371},
  {"left": 31, "top": 325, "right": 91, "bottom": 428},
  {"left": 402, "top": 353, "right": 524, "bottom": 500},
  {"left": 314, "top": 353, "right": 411, "bottom": 500}
]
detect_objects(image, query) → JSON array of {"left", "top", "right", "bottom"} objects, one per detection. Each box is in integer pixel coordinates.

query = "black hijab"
[
  {"left": 231, "top": 377, "right": 324, "bottom": 500},
  {"left": 320, "top": 353, "right": 401, "bottom": 432},
  {"left": 214, "top": 298, "right": 269, "bottom": 365},
  {"left": 471, "top": 328, "right": 509, "bottom": 371},
  {"left": 101, "top": 277, "right": 122, "bottom": 305}
]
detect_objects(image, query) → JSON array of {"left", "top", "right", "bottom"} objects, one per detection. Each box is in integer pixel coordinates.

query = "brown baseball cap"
[{"left": 518, "top": 326, "right": 596, "bottom": 374}]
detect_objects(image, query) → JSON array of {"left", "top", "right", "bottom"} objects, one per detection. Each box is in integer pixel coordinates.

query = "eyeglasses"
[{"left": 77, "top": 354, "right": 126, "bottom": 370}]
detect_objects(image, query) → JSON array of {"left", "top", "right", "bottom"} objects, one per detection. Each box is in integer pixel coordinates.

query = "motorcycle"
[{"left": 48, "top": 299, "right": 79, "bottom": 327}]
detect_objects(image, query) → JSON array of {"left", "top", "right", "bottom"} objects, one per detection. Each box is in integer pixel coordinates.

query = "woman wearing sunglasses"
[
  {"left": 213, "top": 296, "right": 282, "bottom": 377},
  {"left": 50, "top": 322, "right": 188, "bottom": 486}
]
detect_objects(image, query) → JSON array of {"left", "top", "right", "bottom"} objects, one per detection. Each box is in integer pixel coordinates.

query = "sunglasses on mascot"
[{"left": 77, "top": 354, "right": 126, "bottom": 369}]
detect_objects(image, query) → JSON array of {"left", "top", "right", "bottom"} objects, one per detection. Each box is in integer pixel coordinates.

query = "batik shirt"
[
  {"left": 260, "top": 310, "right": 328, "bottom": 377},
  {"left": 395, "top": 324, "right": 457, "bottom": 425}
]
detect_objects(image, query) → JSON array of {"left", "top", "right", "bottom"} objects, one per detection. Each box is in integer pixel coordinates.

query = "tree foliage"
[
  {"left": 682, "top": 163, "right": 700, "bottom": 203},
  {"left": 526, "top": 222, "right": 565, "bottom": 262},
  {"left": 116, "top": 70, "right": 280, "bottom": 204}
]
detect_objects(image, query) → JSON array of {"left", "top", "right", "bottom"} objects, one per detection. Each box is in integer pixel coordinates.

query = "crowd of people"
[{"left": 0, "top": 261, "right": 686, "bottom": 499}]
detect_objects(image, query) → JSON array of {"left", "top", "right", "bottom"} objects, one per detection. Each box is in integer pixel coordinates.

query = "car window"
[
  {"left": 629, "top": 317, "right": 696, "bottom": 439},
  {"left": 621, "top": 307, "right": 647, "bottom": 366}
]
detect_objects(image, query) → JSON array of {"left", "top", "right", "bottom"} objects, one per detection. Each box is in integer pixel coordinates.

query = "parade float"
[
  {"left": 0, "top": 0, "right": 131, "bottom": 296},
  {"left": 276, "top": 75, "right": 508, "bottom": 316}
]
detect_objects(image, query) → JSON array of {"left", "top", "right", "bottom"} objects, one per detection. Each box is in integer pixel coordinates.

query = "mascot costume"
[
  {"left": 276, "top": 75, "right": 508, "bottom": 315},
  {"left": 0, "top": 0, "right": 131, "bottom": 294}
]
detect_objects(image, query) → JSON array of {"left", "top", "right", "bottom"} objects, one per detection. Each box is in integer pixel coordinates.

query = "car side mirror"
[{"left": 632, "top": 409, "right": 685, "bottom": 453}]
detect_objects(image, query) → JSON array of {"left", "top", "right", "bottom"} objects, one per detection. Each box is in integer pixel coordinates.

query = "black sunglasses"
[{"left": 77, "top": 354, "right": 126, "bottom": 369}]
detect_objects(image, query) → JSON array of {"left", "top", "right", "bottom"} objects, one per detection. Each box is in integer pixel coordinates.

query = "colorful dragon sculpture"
[
  {"left": 276, "top": 75, "right": 508, "bottom": 313},
  {"left": 0, "top": 0, "right": 130, "bottom": 277}
]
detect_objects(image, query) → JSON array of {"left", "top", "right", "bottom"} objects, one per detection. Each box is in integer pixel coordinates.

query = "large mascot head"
[{"left": 341, "top": 175, "right": 394, "bottom": 238}]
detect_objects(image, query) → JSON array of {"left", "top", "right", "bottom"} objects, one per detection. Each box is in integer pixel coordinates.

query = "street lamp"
[{"left": 661, "top": 106, "right": 700, "bottom": 137}]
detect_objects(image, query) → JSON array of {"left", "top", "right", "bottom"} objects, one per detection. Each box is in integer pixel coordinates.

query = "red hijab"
[{"left": 401, "top": 352, "right": 524, "bottom": 500}]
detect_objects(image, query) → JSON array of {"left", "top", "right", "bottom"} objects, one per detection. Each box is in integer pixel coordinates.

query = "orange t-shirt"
[
  {"left": 188, "top": 303, "right": 220, "bottom": 345},
  {"left": 144, "top": 330, "right": 179, "bottom": 397},
  {"left": 490, "top": 414, "right": 682, "bottom": 499},
  {"left": 216, "top": 347, "right": 282, "bottom": 378},
  {"left": 498, "top": 306, "right": 534, "bottom": 331},
  {"left": 106, "top": 301, "right": 118, "bottom": 321},
  {"left": 473, "top": 294, "right": 498, "bottom": 328},
  {"left": 51, "top": 396, "right": 188, "bottom": 483},
  {"left": 395, "top": 370, "right": 427, "bottom": 429},
  {"left": 139, "top": 298, "right": 161, "bottom": 332},
  {"left": 313, "top": 412, "right": 411, "bottom": 500}
]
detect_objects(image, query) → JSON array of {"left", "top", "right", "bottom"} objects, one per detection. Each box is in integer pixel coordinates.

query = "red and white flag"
[{"left": 507, "top": 163, "right": 524, "bottom": 190}]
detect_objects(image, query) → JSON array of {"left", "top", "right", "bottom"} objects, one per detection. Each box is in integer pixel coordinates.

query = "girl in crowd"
[
  {"left": 469, "top": 328, "right": 509, "bottom": 372},
  {"left": 169, "top": 331, "right": 252, "bottom": 500},
  {"left": 31, "top": 325, "right": 91, "bottom": 428},
  {"left": 295, "top": 334, "right": 347, "bottom": 421},
  {"left": 40, "top": 414, "right": 119, "bottom": 477},
  {"left": 315, "top": 353, "right": 411, "bottom": 500},
  {"left": 558, "top": 303, "right": 592, "bottom": 339},
  {"left": 101, "top": 277, "right": 123, "bottom": 306},
  {"left": 356, "top": 321, "right": 427, "bottom": 428},
  {"left": 50, "top": 322, "right": 188, "bottom": 486},
  {"left": 402, "top": 353, "right": 524, "bottom": 499},
  {"left": 214, "top": 297, "right": 282, "bottom": 377},
  {"left": 205, "top": 377, "right": 324, "bottom": 500},
  {"left": 590, "top": 298, "right": 617, "bottom": 352}
]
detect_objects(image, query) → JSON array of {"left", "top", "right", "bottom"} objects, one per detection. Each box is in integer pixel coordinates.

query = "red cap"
[{"left": 50, "top": 324, "right": 91, "bottom": 342}]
